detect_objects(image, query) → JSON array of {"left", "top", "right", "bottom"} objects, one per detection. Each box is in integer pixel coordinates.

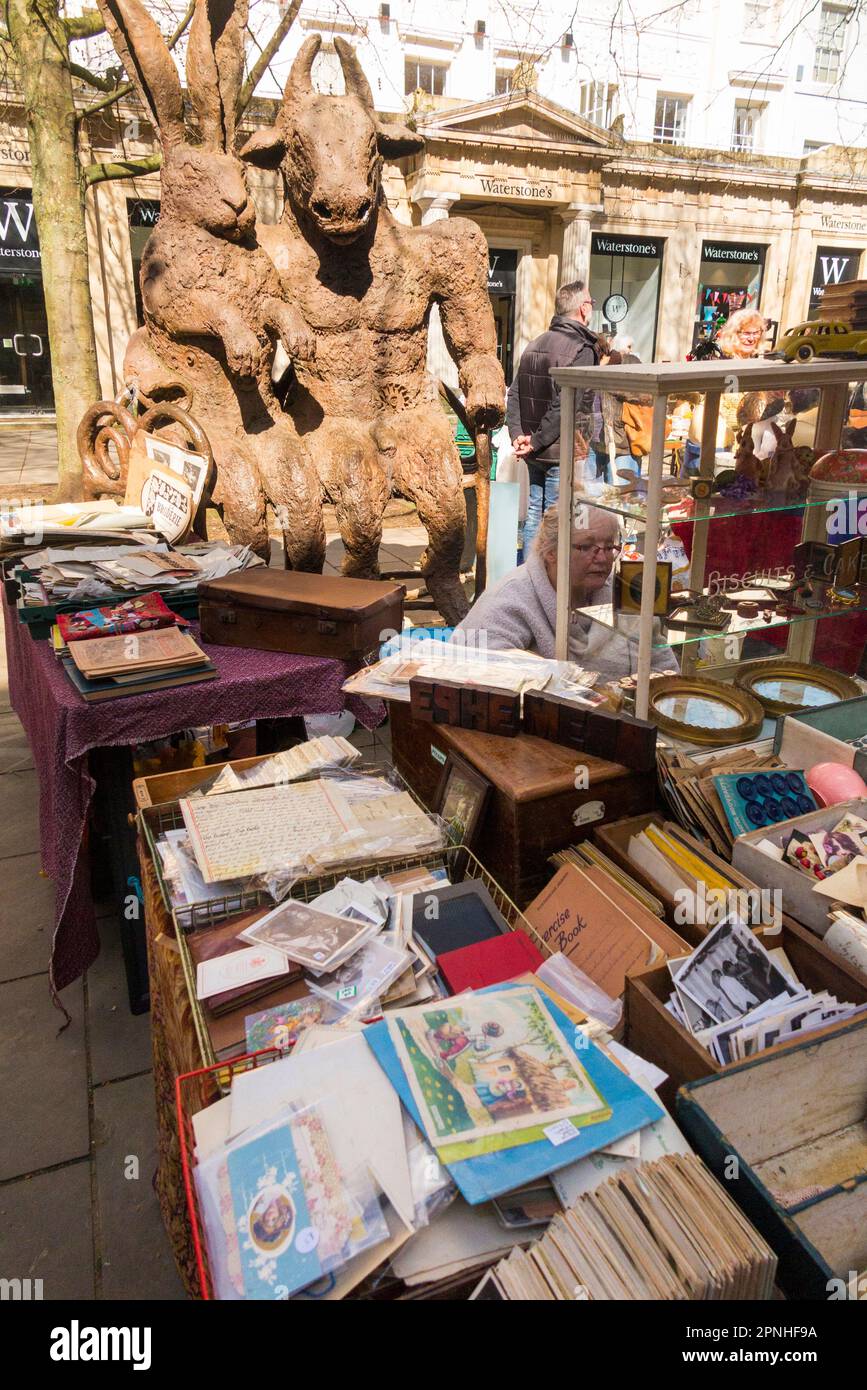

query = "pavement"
[{"left": 0, "top": 420, "right": 421, "bottom": 1300}]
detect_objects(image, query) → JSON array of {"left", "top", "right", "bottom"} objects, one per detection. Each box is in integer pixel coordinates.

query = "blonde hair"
[
  {"left": 533, "top": 504, "right": 620, "bottom": 562},
  {"left": 717, "top": 308, "right": 766, "bottom": 358}
]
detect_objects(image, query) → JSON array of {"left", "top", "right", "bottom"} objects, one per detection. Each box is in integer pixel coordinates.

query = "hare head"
[
  {"left": 733, "top": 425, "right": 761, "bottom": 480},
  {"left": 98, "top": 0, "right": 255, "bottom": 241}
]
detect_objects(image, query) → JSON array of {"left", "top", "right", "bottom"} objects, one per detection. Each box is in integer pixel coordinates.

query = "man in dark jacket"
[{"left": 505, "top": 281, "right": 602, "bottom": 548}]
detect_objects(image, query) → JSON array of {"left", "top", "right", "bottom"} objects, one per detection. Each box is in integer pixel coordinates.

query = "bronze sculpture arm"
[{"left": 430, "top": 217, "right": 506, "bottom": 432}]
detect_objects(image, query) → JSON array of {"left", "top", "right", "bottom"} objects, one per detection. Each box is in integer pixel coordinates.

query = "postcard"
[
  {"left": 674, "top": 919, "right": 797, "bottom": 1025},
  {"left": 307, "top": 939, "right": 413, "bottom": 1013},
  {"left": 195, "top": 945, "right": 288, "bottom": 1001},
  {"left": 244, "top": 998, "right": 329, "bottom": 1055},
  {"left": 386, "top": 987, "right": 607, "bottom": 1148},
  {"left": 240, "top": 899, "right": 374, "bottom": 973}
]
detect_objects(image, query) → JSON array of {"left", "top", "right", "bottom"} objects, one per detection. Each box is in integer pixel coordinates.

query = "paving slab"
[
  {"left": 0, "top": 851, "right": 53, "bottom": 982},
  {"left": 0, "top": 708, "right": 34, "bottom": 773},
  {"left": 87, "top": 918, "right": 153, "bottom": 1085},
  {"left": 0, "top": 974, "right": 88, "bottom": 1181},
  {"left": 0, "top": 768, "right": 40, "bottom": 859},
  {"left": 92, "top": 1072, "right": 185, "bottom": 1300},
  {"left": 0, "top": 1160, "right": 94, "bottom": 1301}
]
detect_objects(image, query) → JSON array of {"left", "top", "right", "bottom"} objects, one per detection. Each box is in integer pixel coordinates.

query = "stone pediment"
[{"left": 416, "top": 93, "right": 615, "bottom": 149}]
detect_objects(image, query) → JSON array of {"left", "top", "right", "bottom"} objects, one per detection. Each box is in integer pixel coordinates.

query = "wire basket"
[
  {"left": 173, "top": 841, "right": 550, "bottom": 1070},
  {"left": 138, "top": 761, "right": 444, "bottom": 932},
  {"left": 176, "top": 1048, "right": 283, "bottom": 1301}
]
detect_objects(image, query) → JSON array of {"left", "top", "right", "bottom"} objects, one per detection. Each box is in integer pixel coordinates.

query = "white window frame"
[
  {"left": 654, "top": 94, "right": 689, "bottom": 145},
  {"left": 404, "top": 56, "right": 448, "bottom": 97},
  {"left": 579, "top": 81, "right": 617, "bottom": 128},
  {"left": 813, "top": 4, "right": 850, "bottom": 84},
  {"left": 731, "top": 101, "right": 762, "bottom": 153}
]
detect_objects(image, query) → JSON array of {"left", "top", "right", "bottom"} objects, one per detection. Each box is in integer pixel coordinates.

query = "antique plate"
[
  {"left": 734, "top": 660, "right": 862, "bottom": 718},
  {"left": 647, "top": 677, "right": 765, "bottom": 746}
]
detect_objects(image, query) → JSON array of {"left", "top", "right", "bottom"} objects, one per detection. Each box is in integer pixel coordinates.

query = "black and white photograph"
[{"left": 673, "top": 919, "right": 797, "bottom": 1024}]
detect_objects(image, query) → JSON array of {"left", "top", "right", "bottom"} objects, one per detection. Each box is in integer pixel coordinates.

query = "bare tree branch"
[
  {"left": 69, "top": 60, "right": 117, "bottom": 91},
  {"left": 236, "top": 0, "right": 301, "bottom": 117},
  {"left": 63, "top": 10, "right": 106, "bottom": 41},
  {"left": 84, "top": 151, "right": 162, "bottom": 185},
  {"left": 78, "top": 0, "right": 194, "bottom": 119}
]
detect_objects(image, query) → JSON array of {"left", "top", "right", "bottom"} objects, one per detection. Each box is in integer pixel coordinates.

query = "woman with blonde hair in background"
[{"left": 683, "top": 307, "right": 768, "bottom": 475}]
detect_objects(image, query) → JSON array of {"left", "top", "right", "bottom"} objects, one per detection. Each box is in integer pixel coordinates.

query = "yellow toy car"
[{"left": 773, "top": 321, "right": 867, "bottom": 362}]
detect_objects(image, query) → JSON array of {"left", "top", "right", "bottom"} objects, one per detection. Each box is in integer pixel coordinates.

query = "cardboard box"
[
  {"left": 676, "top": 1017, "right": 867, "bottom": 1299},
  {"left": 732, "top": 797, "right": 867, "bottom": 937},
  {"left": 775, "top": 695, "right": 867, "bottom": 782},
  {"left": 624, "top": 915, "right": 867, "bottom": 1111}
]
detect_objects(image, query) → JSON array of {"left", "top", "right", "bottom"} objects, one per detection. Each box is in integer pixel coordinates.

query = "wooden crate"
[
  {"left": 625, "top": 915, "right": 867, "bottom": 1111},
  {"left": 389, "top": 701, "right": 659, "bottom": 908},
  {"left": 676, "top": 1018, "right": 867, "bottom": 1300}
]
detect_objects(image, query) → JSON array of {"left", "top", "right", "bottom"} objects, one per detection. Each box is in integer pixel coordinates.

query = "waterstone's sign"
[
  {"left": 701, "top": 241, "right": 764, "bottom": 264},
  {"left": 478, "top": 176, "right": 553, "bottom": 199},
  {"left": 592, "top": 233, "right": 664, "bottom": 259},
  {"left": 0, "top": 192, "right": 39, "bottom": 267}
]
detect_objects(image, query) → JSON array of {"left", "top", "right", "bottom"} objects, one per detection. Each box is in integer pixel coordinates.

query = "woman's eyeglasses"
[{"left": 573, "top": 541, "right": 622, "bottom": 557}]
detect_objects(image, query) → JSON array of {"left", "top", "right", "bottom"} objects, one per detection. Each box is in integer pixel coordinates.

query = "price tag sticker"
[
  {"left": 336, "top": 985, "right": 357, "bottom": 1001},
  {"left": 544, "top": 1119, "right": 579, "bottom": 1147}
]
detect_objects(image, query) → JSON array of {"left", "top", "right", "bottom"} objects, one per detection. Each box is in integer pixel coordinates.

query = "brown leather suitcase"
[{"left": 198, "top": 569, "right": 405, "bottom": 660}]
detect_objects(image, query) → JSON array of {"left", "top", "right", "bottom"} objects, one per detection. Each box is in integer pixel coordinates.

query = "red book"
[
  {"left": 437, "top": 931, "right": 545, "bottom": 995},
  {"left": 58, "top": 591, "right": 182, "bottom": 643}
]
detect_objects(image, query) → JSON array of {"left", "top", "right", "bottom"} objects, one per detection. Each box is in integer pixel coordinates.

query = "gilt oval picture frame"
[
  {"left": 647, "top": 677, "right": 765, "bottom": 746},
  {"left": 734, "top": 660, "right": 862, "bottom": 718}
]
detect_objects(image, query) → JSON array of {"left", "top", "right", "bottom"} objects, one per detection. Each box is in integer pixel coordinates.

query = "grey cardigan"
[{"left": 454, "top": 552, "right": 679, "bottom": 679}]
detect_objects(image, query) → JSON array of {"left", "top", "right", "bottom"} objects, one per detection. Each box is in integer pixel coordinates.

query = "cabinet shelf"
[
  {"left": 574, "top": 593, "right": 867, "bottom": 650},
  {"left": 573, "top": 486, "right": 845, "bottom": 528}
]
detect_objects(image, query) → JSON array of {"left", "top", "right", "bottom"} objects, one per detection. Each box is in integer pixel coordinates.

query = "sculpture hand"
[
  {"left": 275, "top": 305, "right": 317, "bottom": 362},
  {"left": 224, "top": 326, "right": 265, "bottom": 378},
  {"left": 464, "top": 357, "right": 506, "bottom": 433}
]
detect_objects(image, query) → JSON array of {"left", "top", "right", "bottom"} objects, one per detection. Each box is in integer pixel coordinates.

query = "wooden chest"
[
  {"left": 198, "top": 569, "right": 405, "bottom": 661},
  {"left": 676, "top": 1017, "right": 867, "bottom": 1300},
  {"left": 625, "top": 915, "right": 867, "bottom": 1111},
  {"left": 389, "top": 701, "right": 659, "bottom": 908}
]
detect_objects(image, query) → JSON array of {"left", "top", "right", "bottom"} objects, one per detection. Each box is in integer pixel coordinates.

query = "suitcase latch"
[
  {"left": 317, "top": 619, "right": 337, "bottom": 635},
  {"left": 217, "top": 609, "right": 237, "bottom": 625}
]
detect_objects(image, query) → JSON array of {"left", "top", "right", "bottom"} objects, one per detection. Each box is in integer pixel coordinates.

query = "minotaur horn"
[
  {"left": 281, "top": 33, "right": 320, "bottom": 115},
  {"left": 334, "top": 36, "right": 374, "bottom": 111}
]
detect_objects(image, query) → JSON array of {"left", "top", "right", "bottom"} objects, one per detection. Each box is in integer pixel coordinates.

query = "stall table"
[{"left": 2, "top": 592, "right": 383, "bottom": 1001}]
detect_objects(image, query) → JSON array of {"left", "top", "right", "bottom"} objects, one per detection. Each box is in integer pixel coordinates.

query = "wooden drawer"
[
  {"left": 625, "top": 915, "right": 867, "bottom": 1112},
  {"left": 676, "top": 1018, "right": 867, "bottom": 1300}
]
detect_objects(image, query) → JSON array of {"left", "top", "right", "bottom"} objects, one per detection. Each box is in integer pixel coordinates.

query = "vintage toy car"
[{"left": 772, "top": 321, "right": 867, "bottom": 362}]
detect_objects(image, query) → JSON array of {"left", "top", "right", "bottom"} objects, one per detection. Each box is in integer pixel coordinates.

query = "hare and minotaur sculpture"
[{"left": 96, "top": 5, "right": 504, "bottom": 620}]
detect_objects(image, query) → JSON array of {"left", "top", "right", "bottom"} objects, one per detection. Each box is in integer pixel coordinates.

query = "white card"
[{"left": 194, "top": 944, "right": 288, "bottom": 1000}]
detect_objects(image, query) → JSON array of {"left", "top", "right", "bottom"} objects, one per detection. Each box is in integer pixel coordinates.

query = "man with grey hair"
[
  {"left": 505, "top": 280, "right": 603, "bottom": 549},
  {"left": 455, "top": 504, "right": 678, "bottom": 678}
]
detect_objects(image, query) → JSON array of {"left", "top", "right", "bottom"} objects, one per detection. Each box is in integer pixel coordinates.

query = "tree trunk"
[{"left": 7, "top": 0, "right": 101, "bottom": 499}]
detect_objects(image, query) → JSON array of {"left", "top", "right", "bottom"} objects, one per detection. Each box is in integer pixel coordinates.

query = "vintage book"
[
  {"left": 524, "top": 864, "right": 659, "bottom": 999},
  {"left": 67, "top": 623, "right": 207, "bottom": 677},
  {"left": 57, "top": 591, "right": 181, "bottom": 643},
  {"left": 187, "top": 908, "right": 303, "bottom": 1015},
  {"left": 62, "top": 655, "right": 217, "bottom": 702},
  {"left": 196, "top": 944, "right": 289, "bottom": 1003},
  {"left": 437, "top": 932, "right": 545, "bottom": 995},
  {"left": 411, "top": 880, "right": 510, "bottom": 961}
]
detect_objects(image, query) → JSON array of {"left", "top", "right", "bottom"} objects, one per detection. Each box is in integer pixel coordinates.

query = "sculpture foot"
[{"left": 425, "top": 570, "right": 469, "bottom": 625}]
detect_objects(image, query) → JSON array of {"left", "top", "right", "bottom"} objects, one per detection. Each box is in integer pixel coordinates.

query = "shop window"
[
  {"left": 653, "top": 95, "right": 688, "bottom": 145},
  {"left": 127, "top": 198, "right": 160, "bottom": 326},
  {"left": 813, "top": 4, "right": 849, "bottom": 83},
  {"left": 731, "top": 103, "right": 762, "bottom": 153},
  {"left": 589, "top": 233, "right": 664, "bottom": 363},
  {"left": 404, "top": 58, "right": 447, "bottom": 96},
  {"left": 694, "top": 240, "right": 766, "bottom": 349},
  {"left": 579, "top": 82, "right": 617, "bottom": 128}
]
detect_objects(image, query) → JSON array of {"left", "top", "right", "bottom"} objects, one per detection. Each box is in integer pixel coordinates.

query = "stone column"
[
  {"left": 414, "top": 190, "right": 462, "bottom": 389},
  {"left": 558, "top": 201, "right": 604, "bottom": 288}
]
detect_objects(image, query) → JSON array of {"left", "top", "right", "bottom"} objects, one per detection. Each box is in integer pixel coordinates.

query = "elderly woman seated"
[{"left": 454, "top": 504, "right": 678, "bottom": 679}]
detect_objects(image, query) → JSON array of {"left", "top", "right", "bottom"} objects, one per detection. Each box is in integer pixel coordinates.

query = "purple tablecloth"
[{"left": 3, "top": 595, "right": 384, "bottom": 998}]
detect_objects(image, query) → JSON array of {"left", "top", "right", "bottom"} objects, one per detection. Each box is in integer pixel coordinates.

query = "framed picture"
[
  {"left": 613, "top": 559, "right": 672, "bottom": 616},
  {"left": 433, "top": 753, "right": 492, "bottom": 851}
]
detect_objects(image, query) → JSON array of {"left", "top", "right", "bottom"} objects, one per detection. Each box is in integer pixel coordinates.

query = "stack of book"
[
  {"left": 62, "top": 625, "right": 217, "bottom": 701},
  {"left": 472, "top": 1153, "right": 777, "bottom": 1300}
]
